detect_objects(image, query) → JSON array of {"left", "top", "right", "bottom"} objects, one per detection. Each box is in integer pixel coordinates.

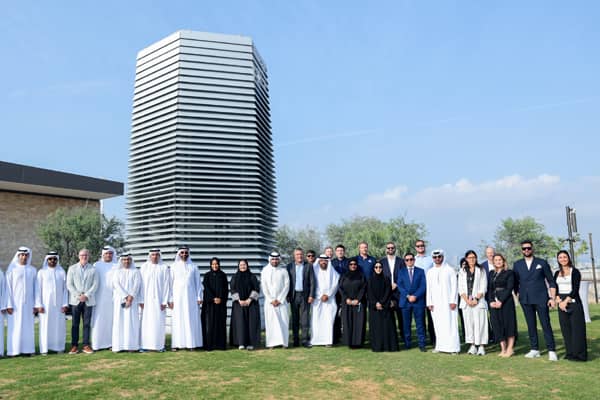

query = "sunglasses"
[
  {"left": 521, "top": 247, "right": 532, "bottom": 251},
  {"left": 386, "top": 247, "right": 395, "bottom": 250},
  {"left": 432, "top": 255, "right": 443, "bottom": 259},
  {"left": 47, "top": 257, "right": 58, "bottom": 261},
  {"left": 307, "top": 254, "right": 315, "bottom": 258},
  {"left": 416, "top": 245, "right": 425, "bottom": 248},
  {"left": 404, "top": 258, "right": 414, "bottom": 262}
]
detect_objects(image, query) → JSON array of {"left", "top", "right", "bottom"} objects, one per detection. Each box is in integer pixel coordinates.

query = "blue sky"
[{"left": 1, "top": 1, "right": 599, "bottom": 263}]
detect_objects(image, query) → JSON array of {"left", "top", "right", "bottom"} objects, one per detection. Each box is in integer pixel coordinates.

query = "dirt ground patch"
[{"left": 85, "top": 360, "right": 130, "bottom": 371}]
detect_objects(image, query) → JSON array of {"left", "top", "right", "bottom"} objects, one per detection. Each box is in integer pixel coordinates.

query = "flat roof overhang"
[{"left": 0, "top": 161, "right": 124, "bottom": 200}]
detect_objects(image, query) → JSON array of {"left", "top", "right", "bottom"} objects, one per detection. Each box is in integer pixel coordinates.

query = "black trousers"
[
  {"left": 422, "top": 307, "right": 436, "bottom": 345},
  {"left": 391, "top": 301, "right": 404, "bottom": 345},
  {"left": 71, "top": 302, "right": 93, "bottom": 347},
  {"left": 558, "top": 302, "right": 587, "bottom": 361},
  {"left": 521, "top": 303, "right": 555, "bottom": 351},
  {"left": 333, "top": 292, "right": 342, "bottom": 344},
  {"left": 290, "top": 292, "right": 310, "bottom": 345}
]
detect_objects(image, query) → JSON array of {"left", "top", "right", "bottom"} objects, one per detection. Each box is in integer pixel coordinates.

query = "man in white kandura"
[
  {"left": 261, "top": 252, "right": 290, "bottom": 348},
  {"left": 310, "top": 254, "right": 340, "bottom": 347},
  {"left": 0, "top": 261, "right": 8, "bottom": 357},
  {"left": 111, "top": 253, "right": 143, "bottom": 352},
  {"left": 139, "top": 248, "right": 170, "bottom": 352},
  {"left": 91, "top": 245, "right": 118, "bottom": 351},
  {"left": 35, "top": 251, "right": 68, "bottom": 355},
  {"left": 426, "top": 249, "right": 460, "bottom": 354},
  {"left": 169, "top": 246, "right": 203, "bottom": 351},
  {"left": 5, "top": 246, "right": 37, "bottom": 356}
]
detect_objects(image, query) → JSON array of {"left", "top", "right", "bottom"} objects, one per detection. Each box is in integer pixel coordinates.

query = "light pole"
[
  {"left": 565, "top": 206, "right": 577, "bottom": 266},
  {"left": 590, "top": 233, "right": 598, "bottom": 304}
]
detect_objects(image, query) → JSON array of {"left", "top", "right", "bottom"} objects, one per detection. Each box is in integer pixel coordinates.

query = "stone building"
[{"left": 0, "top": 161, "right": 123, "bottom": 267}]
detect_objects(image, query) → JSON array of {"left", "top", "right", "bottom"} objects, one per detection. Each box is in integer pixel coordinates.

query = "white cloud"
[
  {"left": 280, "top": 174, "right": 600, "bottom": 262},
  {"left": 356, "top": 174, "right": 562, "bottom": 214}
]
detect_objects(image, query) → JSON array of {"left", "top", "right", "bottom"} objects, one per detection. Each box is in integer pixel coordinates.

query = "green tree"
[
  {"left": 37, "top": 207, "right": 125, "bottom": 267},
  {"left": 274, "top": 225, "right": 323, "bottom": 261},
  {"left": 492, "top": 216, "right": 560, "bottom": 266},
  {"left": 326, "top": 216, "right": 427, "bottom": 259},
  {"left": 557, "top": 234, "right": 589, "bottom": 262}
]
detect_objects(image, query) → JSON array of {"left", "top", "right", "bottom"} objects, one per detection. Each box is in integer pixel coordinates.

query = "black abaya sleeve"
[
  {"left": 203, "top": 273, "right": 216, "bottom": 302},
  {"left": 338, "top": 276, "right": 350, "bottom": 301}
]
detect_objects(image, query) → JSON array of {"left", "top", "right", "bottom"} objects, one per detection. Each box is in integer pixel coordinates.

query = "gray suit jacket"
[{"left": 67, "top": 263, "right": 99, "bottom": 306}]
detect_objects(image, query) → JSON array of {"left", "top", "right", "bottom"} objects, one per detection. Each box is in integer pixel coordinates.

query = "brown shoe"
[
  {"left": 82, "top": 345, "right": 94, "bottom": 354},
  {"left": 69, "top": 346, "right": 79, "bottom": 355}
]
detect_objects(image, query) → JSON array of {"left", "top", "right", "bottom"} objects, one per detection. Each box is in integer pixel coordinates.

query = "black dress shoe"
[{"left": 419, "top": 347, "right": 426, "bottom": 352}]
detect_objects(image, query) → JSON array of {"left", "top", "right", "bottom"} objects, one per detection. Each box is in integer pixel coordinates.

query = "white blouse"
[{"left": 556, "top": 274, "right": 572, "bottom": 295}]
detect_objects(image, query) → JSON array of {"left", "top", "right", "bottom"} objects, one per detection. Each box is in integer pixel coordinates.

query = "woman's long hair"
[
  {"left": 464, "top": 250, "right": 482, "bottom": 270},
  {"left": 557, "top": 250, "right": 574, "bottom": 277}
]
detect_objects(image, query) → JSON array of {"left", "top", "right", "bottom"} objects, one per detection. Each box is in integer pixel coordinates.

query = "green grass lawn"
[{"left": 1, "top": 305, "right": 599, "bottom": 399}]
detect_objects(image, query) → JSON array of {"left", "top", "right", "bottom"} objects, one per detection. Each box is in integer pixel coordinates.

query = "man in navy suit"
[
  {"left": 513, "top": 240, "right": 558, "bottom": 361},
  {"left": 396, "top": 252, "right": 427, "bottom": 351},
  {"left": 380, "top": 241, "right": 406, "bottom": 344}
]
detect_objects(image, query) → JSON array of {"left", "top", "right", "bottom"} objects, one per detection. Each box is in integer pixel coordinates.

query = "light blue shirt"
[
  {"left": 295, "top": 263, "right": 304, "bottom": 291},
  {"left": 415, "top": 255, "right": 433, "bottom": 273}
]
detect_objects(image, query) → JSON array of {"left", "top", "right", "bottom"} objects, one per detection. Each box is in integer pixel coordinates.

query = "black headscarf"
[
  {"left": 205, "top": 257, "right": 228, "bottom": 299},
  {"left": 231, "top": 259, "right": 259, "bottom": 299},
  {"left": 368, "top": 267, "right": 390, "bottom": 305}
]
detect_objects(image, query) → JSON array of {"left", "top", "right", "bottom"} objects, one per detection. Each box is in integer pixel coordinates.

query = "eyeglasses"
[
  {"left": 521, "top": 247, "right": 532, "bottom": 251},
  {"left": 404, "top": 258, "right": 414, "bottom": 262},
  {"left": 416, "top": 245, "right": 425, "bottom": 248}
]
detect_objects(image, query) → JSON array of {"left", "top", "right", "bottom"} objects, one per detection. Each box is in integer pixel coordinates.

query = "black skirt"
[{"left": 489, "top": 296, "right": 517, "bottom": 341}]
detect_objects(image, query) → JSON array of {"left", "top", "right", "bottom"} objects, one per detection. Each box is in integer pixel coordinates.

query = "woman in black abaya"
[
  {"left": 202, "top": 257, "right": 229, "bottom": 350},
  {"left": 229, "top": 259, "right": 261, "bottom": 350},
  {"left": 339, "top": 259, "right": 367, "bottom": 348},
  {"left": 367, "top": 261, "right": 399, "bottom": 352}
]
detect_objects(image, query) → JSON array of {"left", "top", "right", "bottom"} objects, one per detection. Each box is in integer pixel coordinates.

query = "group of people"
[{"left": 0, "top": 240, "right": 588, "bottom": 361}]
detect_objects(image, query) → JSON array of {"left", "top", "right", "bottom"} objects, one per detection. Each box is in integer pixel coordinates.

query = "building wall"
[{"left": 0, "top": 191, "right": 99, "bottom": 268}]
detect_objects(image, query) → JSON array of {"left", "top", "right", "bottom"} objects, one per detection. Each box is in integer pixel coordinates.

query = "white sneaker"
[
  {"left": 524, "top": 350, "right": 541, "bottom": 358},
  {"left": 467, "top": 345, "right": 477, "bottom": 355},
  {"left": 238, "top": 345, "right": 245, "bottom": 350},
  {"left": 548, "top": 351, "right": 558, "bottom": 361},
  {"left": 477, "top": 346, "right": 485, "bottom": 356}
]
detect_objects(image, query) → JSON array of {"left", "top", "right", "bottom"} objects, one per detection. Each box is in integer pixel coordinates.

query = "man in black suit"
[
  {"left": 286, "top": 247, "right": 316, "bottom": 347},
  {"left": 380, "top": 241, "right": 406, "bottom": 345},
  {"left": 513, "top": 240, "right": 558, "bottom": 361}
]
